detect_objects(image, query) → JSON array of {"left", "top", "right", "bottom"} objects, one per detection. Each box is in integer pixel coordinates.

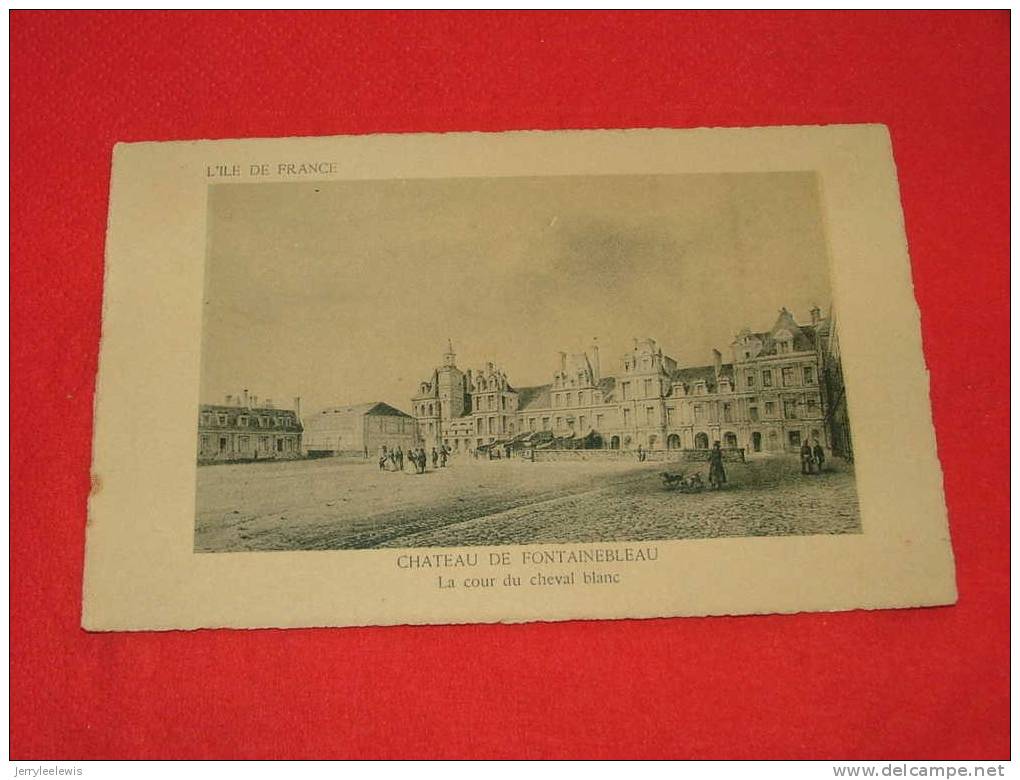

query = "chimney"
[
  {"left": 713, "top": 348, "right": 722, "bottom": 379},
  {"left": 591, "top": 338, "right": 601, "bottom": 382},
  {"left": 242, "top": 388, "right": 249, "bottom": 407},
  {"left": 265, "top": 398, "right": 274, "bottom": 409},
  {"left": 810, "top": 305, "right": 822, "bottom": 326},
  {"left": 293, "top": 396, "right": 301, "bottom": 421},
  {"left": 225, "top": 394, "right": 233, "bottom": 405},
  {"left": 251, "top": 395, "right": 258, "bottom": 408},
  {"left": 558, "top": 351, "right": 567, "bottom": 374}
]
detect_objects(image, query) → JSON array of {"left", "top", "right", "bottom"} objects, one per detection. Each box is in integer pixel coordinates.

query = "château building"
[
  {"left": 197, "top": 391, "right": 303, "bottom": 463},
  {"left": 303, "top": 402, "right": 417, "bottom": 458},
  {"left": 412, "top": 307, "right": 844, "bottom": 457}
]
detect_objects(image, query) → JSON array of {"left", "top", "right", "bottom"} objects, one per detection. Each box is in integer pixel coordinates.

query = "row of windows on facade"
[
  {"left": 199, "top": 434, "right": 299, "bottom": 454},
  {"left": 200, "top": 412, "right": 297, "bottom": 429},
  {"left": 415, "top": 393, "right": 514, "bottom": 418},
  {"left": 415, "top": 365, "right": 816, "bottom": 420},
  {"left": 744, "top": 363, "right": 815, "bottom": 388},
  {"left": 439, "top": 426, "right": 823, "bottom": 453},
  {"left": 429, "top": 395, "right": 821, "bottom": 438},
  {"left": 530, "top": 396, "right": 819, "bottom": 432},
  {"left": 611, "top": 364, "right": 817, "bottom": 401}
]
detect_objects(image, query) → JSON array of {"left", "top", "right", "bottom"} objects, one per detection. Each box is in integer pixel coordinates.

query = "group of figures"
[
  {"left": 800, "top": 440, "right": 827, "bottom": 475},
  {"left": 378, "top": 445, "right": 451, "bottom": 474}
]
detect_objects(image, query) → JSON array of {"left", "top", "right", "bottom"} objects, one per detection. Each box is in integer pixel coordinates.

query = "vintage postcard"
[{"left": 83, "top": 125, "right": 956, "bottom": 630}]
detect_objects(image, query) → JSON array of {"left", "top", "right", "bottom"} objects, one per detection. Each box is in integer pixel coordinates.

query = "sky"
[{"left": 200, "top": 172, "right": 834, "bottom": 415}]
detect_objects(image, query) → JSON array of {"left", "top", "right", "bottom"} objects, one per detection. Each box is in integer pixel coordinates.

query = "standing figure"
[
  {"left": 637, "top": 444, "right": 646, "bottom": 462},
  {"left": 708, "top": 441, "right": 727, "bottom": 489},
  {"left": 395, "top": 447, "right": 404, "bottom": 471},
  {"left": 812, "top": 440, "right": 826, "bottom": 473},
  {"left": 800, "top": 441, "right": 814, "bottom": 474},
  {"left": 440, "top": 447, "right": 448, "bottom": 468},
  {"left": 431, "top": 447, "right": 439, "bottom": 469}
]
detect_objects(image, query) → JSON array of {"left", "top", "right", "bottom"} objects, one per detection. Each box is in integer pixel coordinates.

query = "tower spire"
[{"left": 442, "top": 338, "right": 456, "bottom": 368}]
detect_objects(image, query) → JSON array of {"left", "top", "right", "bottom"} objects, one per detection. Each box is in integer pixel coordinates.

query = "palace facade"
[
  {"left": 412, "top": 307, "right": 845, "bottom": 457},
  {"left": 198, "top": 391, "right": 303, "bottom": 463}
]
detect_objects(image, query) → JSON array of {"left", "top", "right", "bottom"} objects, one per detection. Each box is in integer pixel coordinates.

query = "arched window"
[
  {"left": 694, "top": 432, "right": 709, "bottom": 450},
  {"left": 724, "top": 431, "right": 738, "bottom": 448}
]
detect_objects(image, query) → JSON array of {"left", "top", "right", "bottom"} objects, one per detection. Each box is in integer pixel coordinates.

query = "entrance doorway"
[
  {"left": 667, "top": 434, "right": 681, "bottom": 450},
  {"left": 610, "top": 435, "right": 620, "bottom": 450},
  {"left": 751, "top": 431, "right": 762, "bottom": 452}
]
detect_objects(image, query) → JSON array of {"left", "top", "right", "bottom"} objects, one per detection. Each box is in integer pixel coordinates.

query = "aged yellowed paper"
[{"left": 83, "top": 125, "right": 956, "bottom": 630}]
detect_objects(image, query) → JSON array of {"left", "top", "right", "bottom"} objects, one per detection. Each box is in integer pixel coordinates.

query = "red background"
[{"left": 10, "top": 11, "right": 1010, "bottom": 759}]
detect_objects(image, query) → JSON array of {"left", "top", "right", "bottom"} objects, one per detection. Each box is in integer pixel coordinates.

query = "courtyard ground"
[{"left": 194, "top": 453, "right": 861, "bottom": 552}]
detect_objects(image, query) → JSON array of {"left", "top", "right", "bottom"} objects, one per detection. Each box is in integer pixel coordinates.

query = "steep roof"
[
  {"left": 315, "top": 401, "right": 413, "bottom": 419},
  {"left": 517, "top": 384, "right": 552, "bottom": 411},
  {"left": 201, "top": 403, "right": 300, "bottom": 416},
  {"left": 597, "top": 376, "right": 617, "bottom": 402},
  {"left": 199, "top": 404, "right": 302, "bottom": 432},
  {"left": 740, "top": 309, "right": 819, "bottom": 356},
  {"left": 670, "top": 363, "right": 734, "bottom": 394}
]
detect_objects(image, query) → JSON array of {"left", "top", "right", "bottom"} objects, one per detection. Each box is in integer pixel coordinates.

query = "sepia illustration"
[{"left": 194, "top": 172, "right": 859, "bottom": 553}]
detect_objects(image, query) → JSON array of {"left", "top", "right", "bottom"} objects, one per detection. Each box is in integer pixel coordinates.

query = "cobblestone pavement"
[{"left": 194, "top": 454, "right": 860, "bottom": 552}]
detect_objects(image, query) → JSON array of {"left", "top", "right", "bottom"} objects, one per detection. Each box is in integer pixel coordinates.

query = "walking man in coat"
[
  {"left": 708, "top": 441, "right": 727, "bottom": 490},
  {"left": 800, "top": 441, "right": 814, "bottom": 474},
  {"left": 812, "top": 440, "right": 826, "bottom": 473}
]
